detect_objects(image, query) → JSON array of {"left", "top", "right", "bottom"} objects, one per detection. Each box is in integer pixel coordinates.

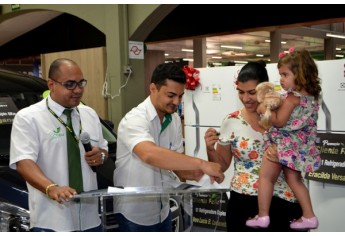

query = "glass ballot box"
[{"left": 73, "top": 185, "right": 229, "bottom": 232}]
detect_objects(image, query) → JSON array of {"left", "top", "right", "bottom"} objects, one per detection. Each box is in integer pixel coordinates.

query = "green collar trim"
[{"left": 160, "top": 113, "right": 172, "bottom": 134}]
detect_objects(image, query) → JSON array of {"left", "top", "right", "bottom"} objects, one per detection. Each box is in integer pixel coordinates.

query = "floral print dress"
[
  {"left": 263, "top": 92, "right": 321, "bottom": 172},
  {"left": 221, "top": 110, "right": 297, "bottom": 203}
]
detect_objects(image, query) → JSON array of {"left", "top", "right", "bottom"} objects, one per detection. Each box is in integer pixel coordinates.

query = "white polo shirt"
[
  {"left": 114, "top": 96, "right": 184, "bottom": 226},
  {"left": 10, "top": 96, "right": 108, "bottom": 231}
]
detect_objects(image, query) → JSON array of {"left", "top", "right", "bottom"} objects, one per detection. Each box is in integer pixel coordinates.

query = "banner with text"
[
  {"left": 0, "top": 97, "right": 18, "bottom": 125},
  {"left": 305, "top": 133, "right": 345, "bottom": 185},
  {"left": 192, "top": 192, "right": 228, "bottom": 231}
]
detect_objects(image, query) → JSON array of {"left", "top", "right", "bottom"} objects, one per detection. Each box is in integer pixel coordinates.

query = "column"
[
  {"left": 270, "top": 31, "right": 282, "bottom": 63},
  {"left": 193, "top": 38, "right": 207, "bottom": 68}
]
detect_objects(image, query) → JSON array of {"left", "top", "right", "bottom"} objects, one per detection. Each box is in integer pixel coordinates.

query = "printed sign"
[
  {"left": 128, "top": 41, "right": 144, "bottom": 59},
  {"left": 0, "top": 97, "right": 18, "bottom": 125},
  {"left": 305, "top": 133, "right": 345, "bottom": 185},
  {"left": 211, "top": 84, "right": 222, "bottom": 101},
  {"left": 192, "top": 192, "right": 228, "bottom": 231}
]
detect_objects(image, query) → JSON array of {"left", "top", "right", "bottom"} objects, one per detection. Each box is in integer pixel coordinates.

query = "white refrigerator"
[
  {"left": 184, "top": 64, "right": 278, "bottom": 188},
  {"left": 183, "top": 64, "right": 276, "bottom": 231},
  {"left": 184, "top": 66, "right": 242, "bottom": 188},
  {"left": 183, "top": 60, "right": 345, "bottom": 231},
  {"left": 308, "top": 59, "right": 345, "bottom": 232}
]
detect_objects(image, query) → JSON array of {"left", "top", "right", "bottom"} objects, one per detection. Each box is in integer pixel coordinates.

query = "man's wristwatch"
[{"left": 100, "top": 152, "right": 106, "bottom": 164}]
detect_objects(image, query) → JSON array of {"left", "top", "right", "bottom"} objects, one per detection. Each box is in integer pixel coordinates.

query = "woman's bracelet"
[{"left": 45, "top": 183, "right": 58, "bottom": 196}]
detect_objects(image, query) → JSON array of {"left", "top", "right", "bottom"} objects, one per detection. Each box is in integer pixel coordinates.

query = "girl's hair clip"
[
  {"left": 278, "top": 52, "right": 286, "bottom": 58},
  {"left": 278, "top": 47, "right": 295, "bottom": 58}
]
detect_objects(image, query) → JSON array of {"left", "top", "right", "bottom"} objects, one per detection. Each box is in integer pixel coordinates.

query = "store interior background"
[
  {"left": 0, "top": 5, "right": 345, "bottom": 76},
  {"left": 1, "top": 4, "right": 345, "bottom": 232},
  {"left": 0, "top": 4, "right": 344, "bottom": 147},
  {"left": 0, "top": 4, "right": 344, "bottom": 138}
]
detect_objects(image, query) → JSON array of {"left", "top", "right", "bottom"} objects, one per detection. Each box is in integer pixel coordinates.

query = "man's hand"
[
  {"left": 200, "top": 161, "right": 224, "bottom": 184},
  {"left": 46, "top": 185, "right": 77, "bottom": 204}
]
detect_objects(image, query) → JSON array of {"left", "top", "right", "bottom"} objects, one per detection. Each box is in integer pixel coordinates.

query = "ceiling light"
[
  {"left": 335, "top": 54, "right": 344, "bottom": 58},
  {"left": 181, "top": 48, "right": 193, "bottom": 52},
  {"left": 222, "top": 51, "right": 248, "bottom": 56},
  {"left": 164, "top": 53, "right": 169, "bottom": 56},
  {"left": 183, "top": 58, "right": 194, "bottom": 61},
  {"left": 220, "top": 45, "right": 243, "bottom": 50},
  {"left": 212, "top": 62, "right": 222, "bottom": 66},
  {"left": 326, "top": 33, "right": 345, "bottom": 39},
  {"left": 336, "top": 48, "right": 341, "bottom": 51},
  {"left": 206, "top": 49, "right": 220, "bottom": 54},
  {"left": 256, "top": 54, "right": 264, "bottom": 57},
  {"left": 265, "top": 39, "right": 286, "bottom": 44},
  {"left": 212, "top": 56, "right": 222, "bottom": 59},
  {"left": 234, "top": 60, "right": 247, "bottom": 64}
]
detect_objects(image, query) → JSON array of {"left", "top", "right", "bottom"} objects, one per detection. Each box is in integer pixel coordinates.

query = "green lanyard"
[
  {"left": 46, "top": 98, "right": 82, "bottom": 143},
  {"left": 160, "top": 113, "right": 172, "bottom": 134}
]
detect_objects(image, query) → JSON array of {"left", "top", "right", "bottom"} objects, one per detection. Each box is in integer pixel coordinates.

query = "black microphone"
[{"left": 80, "top": 132, "right": 96, "bottom": 172}]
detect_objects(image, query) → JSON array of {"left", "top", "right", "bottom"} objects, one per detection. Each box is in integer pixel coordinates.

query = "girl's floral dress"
[{"left": 264, "top": 92, "right": 321, "bottom": 172}]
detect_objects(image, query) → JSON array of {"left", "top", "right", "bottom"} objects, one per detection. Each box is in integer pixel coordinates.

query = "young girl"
[{"left": 246, "top": 49, "right": 322, "bottom": 230}]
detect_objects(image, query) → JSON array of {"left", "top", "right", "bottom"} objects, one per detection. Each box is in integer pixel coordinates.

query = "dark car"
[{"left": 0, "top": 68, "right": 117, "bottom": 231}]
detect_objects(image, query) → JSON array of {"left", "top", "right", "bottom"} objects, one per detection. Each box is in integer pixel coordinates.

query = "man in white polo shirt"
[
  {"left": 113, "top": 62, "right": 224, "bottom": 232},
  {"left": 10, "top": 58, "right": 108, "bottom": 231}
]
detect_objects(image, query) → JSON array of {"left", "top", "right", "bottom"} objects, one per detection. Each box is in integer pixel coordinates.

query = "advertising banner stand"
[{"left": 305, "top": 132, "right": 345, "bottom": 185}]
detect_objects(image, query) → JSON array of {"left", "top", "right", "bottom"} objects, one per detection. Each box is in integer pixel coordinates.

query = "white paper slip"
[
  {"left": 197, "top": 174, "right": 223, "bottom": 189},
  {"left": 107, "top": 186, "right": 126, "bottom": 193},
  {"left": 162, "top": 179, "right": 201, "bottom": 190}
]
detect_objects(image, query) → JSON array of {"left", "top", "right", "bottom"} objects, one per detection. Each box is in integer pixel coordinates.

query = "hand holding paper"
[{"left": 196, "top": 174, "right": 223, "bottom": 189}]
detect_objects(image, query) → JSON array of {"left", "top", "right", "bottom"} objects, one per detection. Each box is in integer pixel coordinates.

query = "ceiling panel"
[
  {"left": 147, "top": 26, "right": 345, "bottom": 66},
  {"left": 0, "top": 10, "right": 62, "bottom": 46}
]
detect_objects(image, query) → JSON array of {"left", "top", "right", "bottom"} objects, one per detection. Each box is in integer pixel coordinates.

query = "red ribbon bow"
[{"left": 183, "top": 65, "right": 200, "bottom": 90}]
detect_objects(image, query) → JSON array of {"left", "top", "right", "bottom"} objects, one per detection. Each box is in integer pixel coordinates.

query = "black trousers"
[{"left": 226, "top": 190, "right": 307, "bottom": 232}]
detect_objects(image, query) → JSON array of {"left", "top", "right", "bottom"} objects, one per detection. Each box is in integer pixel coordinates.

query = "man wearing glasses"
[{"left": 9, "top": 58, "right": 108, "bottom": 232}]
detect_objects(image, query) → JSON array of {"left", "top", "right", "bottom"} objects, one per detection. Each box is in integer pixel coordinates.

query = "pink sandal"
[
  {"left": 290, "top": 216, "right": 319, "bottom": 230},
  {"left": 246, "top": 215, "right": 270, "bottom": 228}
]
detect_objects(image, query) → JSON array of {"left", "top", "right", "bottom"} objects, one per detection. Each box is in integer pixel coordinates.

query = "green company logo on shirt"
[{"left": 49, "top": 127, "right": 64, "bottom": 139}]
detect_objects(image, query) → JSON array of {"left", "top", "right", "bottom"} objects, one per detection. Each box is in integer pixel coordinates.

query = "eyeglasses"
[{"left": 50, "top": 78, "right": 87, "bottom": 90}]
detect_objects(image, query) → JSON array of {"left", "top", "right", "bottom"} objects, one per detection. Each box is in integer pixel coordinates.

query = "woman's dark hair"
[
  {"left": 151, "top": 63, "right": 186, "bottom": 89},
  {"left": 237, "top": 60, "right": 269, "bottom": 83}
]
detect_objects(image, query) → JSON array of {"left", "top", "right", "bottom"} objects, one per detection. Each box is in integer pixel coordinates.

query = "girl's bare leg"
[
  {"left": 283, "top": 167, "right": 315, "bottom": 218},
  {"left": 257, "top": 151, "right": 282, "bottom": 217}
]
